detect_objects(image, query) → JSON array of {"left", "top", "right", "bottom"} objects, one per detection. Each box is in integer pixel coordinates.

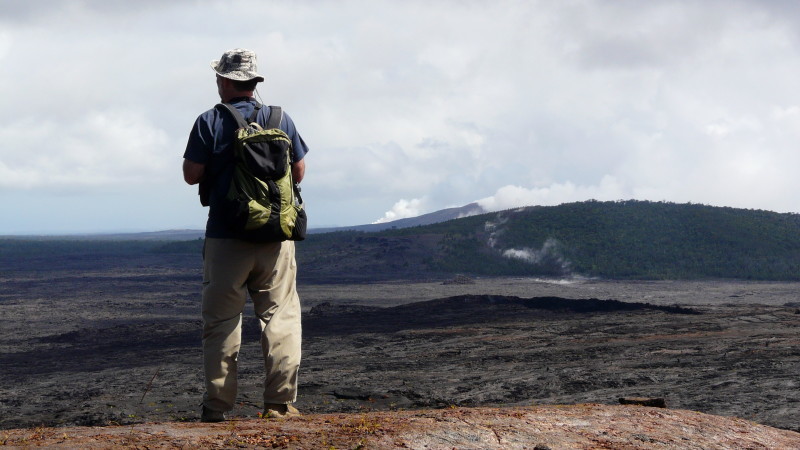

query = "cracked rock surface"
[
  {"left": 1, "top": 256, "right": 798, "bottom": 438},
  {"left": 2, "top": 405, "right": 799, "bottom": 449}
]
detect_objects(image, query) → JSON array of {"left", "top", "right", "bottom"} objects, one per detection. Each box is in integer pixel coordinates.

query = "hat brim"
[{"left": 210, "top": 60, "right": 265, "bottom": 82}]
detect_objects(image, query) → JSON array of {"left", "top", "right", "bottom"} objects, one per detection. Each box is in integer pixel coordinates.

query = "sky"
[{"left": 1, "top": 0, "right": 800, "bottom": 234}]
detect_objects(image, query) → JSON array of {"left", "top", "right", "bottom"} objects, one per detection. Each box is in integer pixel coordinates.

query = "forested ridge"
[
  {"left": 458, "top": 200, "right": 800, "bottom": 279},
  {"left": 2, "top": 200, "right": 799, "bottom": 280},
  {"left": 298, "top": 200, "right": 800, "bottom": 280}
]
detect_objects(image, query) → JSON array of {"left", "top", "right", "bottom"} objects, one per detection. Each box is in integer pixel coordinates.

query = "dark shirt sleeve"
[
  {"left": 282, "top": 112, "right": 309, "bottom": 162},
  {"left": 183, "top": 115, "right": 213, "bottom": 164}
]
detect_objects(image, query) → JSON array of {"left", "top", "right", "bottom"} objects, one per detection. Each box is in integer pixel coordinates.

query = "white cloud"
[
  {"left": 502, "top": 238, "right": 571, "bottom": 272},
  {"left": 705, "top": 115, "right": 763, "bottom": 138},
  {"left": 373, "top": 197, "right": 427, "bottom": 224},
  {"left": 772, "top": 105, "right": 800, "bottom": 119},
  {"left": 0, "top": 110, "right": 172, "bottom": 191},
  {"left": 477, "top": 176, "right": 627, "bottom": 212},
  {"left": 3, "top": 0, "right": 800, "bottom": 233},
  {"left": 0, "top": 32, "right": 9, "bottom": 61}
]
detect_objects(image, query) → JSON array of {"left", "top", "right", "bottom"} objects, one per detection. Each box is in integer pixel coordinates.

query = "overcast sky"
[{"left": 2, "top": 0, "right": 799, "bottom": 234}]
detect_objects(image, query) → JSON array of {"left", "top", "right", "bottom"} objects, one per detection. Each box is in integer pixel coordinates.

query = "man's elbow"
[
  {"left": 292, "top": 159, "right": 306, "bottom": 184},
  {"left": 184, "top": 173, "right": 201, "bottom": 185},
  {"left": 183, "top": 160, "right": 205, "bottom": 185}
]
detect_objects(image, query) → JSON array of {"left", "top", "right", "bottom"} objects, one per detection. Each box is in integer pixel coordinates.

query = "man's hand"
[
  {"left": 291, "top": 158, "right": 306, "bottom": 184},
  {"left": 183, "top": 159, "right": 206, "bottom": 185}
]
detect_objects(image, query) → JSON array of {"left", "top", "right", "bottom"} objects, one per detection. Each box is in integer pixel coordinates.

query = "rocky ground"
[
  {"left": 3, "top": 405, "right": 799, "bottom": 449},
  {"left": 0, "top": 253, "right": 798, "bottom": 436}
]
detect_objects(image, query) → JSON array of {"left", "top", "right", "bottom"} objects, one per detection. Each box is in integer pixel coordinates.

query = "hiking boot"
[
  {"left": 263, "top": 403, "right": 300, "bottom": 418},
  {"left": 200, "top": 406, "right": 226, "bottom": 423}
]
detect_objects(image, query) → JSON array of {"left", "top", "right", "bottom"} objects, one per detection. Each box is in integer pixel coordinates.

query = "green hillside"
[
  {"left": 297, "top": 200, "right": 800, "bottom": 281},
  {"left": 3, "top": 201, "right": 798, "bottom": 281}
]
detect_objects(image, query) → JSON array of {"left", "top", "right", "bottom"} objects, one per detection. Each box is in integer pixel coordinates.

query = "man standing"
[{"left": 182, "top": 48, "right": 309, "bottom": 422}]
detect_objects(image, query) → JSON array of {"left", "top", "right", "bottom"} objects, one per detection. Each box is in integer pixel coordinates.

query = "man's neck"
[{"left": 221, "top": 92, "right": 254, "bottom": 103}]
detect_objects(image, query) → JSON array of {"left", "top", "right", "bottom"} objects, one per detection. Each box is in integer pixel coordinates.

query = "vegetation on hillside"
[
  {"left": 306, "top": 200, "right": 800, "bottom": 280},
  {"left": 2, "top": 201, "right": 799, "bottom": 280},
  {"left": 467, "top": 200, "right": 800, "bottom": 279}
]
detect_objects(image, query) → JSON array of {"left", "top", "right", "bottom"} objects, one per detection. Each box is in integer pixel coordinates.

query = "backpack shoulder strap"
[
  {"left": 247, "top": 102, "right": 262, "bottom": 124},
  {"left": 215, "top": 103, "right": 249, "bottom": 128},
  {"left": 266, "top": 106, "right": 283, "bottom": 129}
]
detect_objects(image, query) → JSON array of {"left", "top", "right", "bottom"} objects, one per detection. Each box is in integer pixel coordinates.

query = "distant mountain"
[
  {"left": 86, "top": 230, "right": 206, "bottom": 241},
  {"left": 310, "top": 203, "right": 486, "bottom": 233},
  {"left": 296, "top": 200, "right": 800, "bottom": 281},
  {"left": 0, "top": 204, "right": 484, "bottom": 240},
  {"left": 0, "top": 229, "right": 206, "bottom": 241},
  {"left": 7, "top": 201, "right": 799, "bottom": 282}
]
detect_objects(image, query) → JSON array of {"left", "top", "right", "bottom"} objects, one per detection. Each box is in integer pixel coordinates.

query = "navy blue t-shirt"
[{"left": 184, "top": 97, "right": 309, "bottom": 238}]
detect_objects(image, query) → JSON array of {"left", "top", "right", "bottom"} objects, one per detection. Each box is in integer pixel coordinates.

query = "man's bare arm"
[
  {"left": 183, "top": 159, "right": 206, "bottom": 185},
  {"left": 292, "top": 158, "right": 306, "bottom": 184}
]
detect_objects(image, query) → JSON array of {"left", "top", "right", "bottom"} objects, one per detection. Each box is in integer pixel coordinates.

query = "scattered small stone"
[
  {"left": 619, "top": 397, "right": 666, "bottom": 408},
  {"left": 332, "top": 388, "right": 374, "bottom": 401},
  {"left": 308, "top": 302, "right": 382, "bottom": 316},
  {"left": 632, "top": 433, "right": 657, "bottom": 443}
]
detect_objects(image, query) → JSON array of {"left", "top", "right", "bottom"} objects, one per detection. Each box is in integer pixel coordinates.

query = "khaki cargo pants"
[{"left": 201, "top": 238, "right": 301, "bottom": 413}]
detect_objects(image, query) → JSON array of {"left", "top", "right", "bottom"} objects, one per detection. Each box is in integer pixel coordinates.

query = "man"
[{"left": 182, "top": 48, "right": 309, "bottom": 422}]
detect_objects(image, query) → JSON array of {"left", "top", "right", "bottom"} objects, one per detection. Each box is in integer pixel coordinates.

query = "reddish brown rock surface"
[{"left": 2, "top": 405, "right": 798, "bottom": 449}]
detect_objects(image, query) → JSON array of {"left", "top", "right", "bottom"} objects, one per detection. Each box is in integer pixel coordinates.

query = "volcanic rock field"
[{"left": 0, "top": 251, "right": 798, "bottom": 434}]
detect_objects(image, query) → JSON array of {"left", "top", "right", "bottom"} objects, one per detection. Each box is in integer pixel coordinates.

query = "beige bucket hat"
[{"left": 210, "top": 48, "right": 265, "bottom": 82}]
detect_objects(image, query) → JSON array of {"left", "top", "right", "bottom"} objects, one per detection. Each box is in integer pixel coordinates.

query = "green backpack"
[{"left": 215, "top": 103, "right": 307, "bottom": 242}]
